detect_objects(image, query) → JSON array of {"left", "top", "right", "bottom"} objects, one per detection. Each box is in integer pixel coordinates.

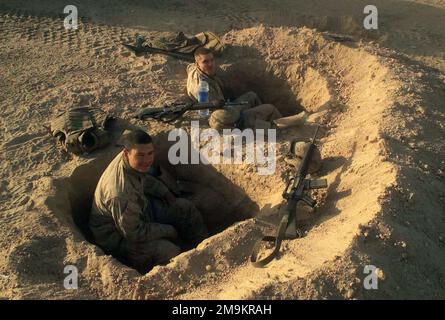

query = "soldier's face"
[
  {"left": 124, "top": 143, "right": 155, "bottom": 173},
  {"left": 196, "top": 53, "right": 216, "bottom": 76}
]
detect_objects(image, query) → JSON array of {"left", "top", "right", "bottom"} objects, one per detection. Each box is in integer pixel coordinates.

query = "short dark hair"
[
  {"left": 194, "top": 47, "right": 213, "bottom": 59},
  {"left": 124, "top": 129, "right": 152, "bottom": 150}
]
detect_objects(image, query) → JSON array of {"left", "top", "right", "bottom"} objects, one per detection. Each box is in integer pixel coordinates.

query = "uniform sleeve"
[
  {"left": 108, "top": 197, "right": 175, "bottom": 242},
  {"left": 186, "top": 67, "right": 200, "bottom": 102},
  {"left": 208, "top": 82, "right": 225, "bottom": 104},
  {"left": 143, "top": 174, "right": 169, "bottom": 198}
]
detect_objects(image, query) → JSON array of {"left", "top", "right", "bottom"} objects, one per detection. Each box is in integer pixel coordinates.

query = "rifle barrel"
[
  {"left": 312, "top": 125, "right": 320, "bottom": 143},
  {"left": 296, "top": 126, "right": 320, "bottom": 176},
  {"left": 135, "top": 101, "right": 250, "bottom": 121}
]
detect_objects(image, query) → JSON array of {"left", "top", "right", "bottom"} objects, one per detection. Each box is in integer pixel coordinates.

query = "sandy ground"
[{"left": 0, "top": 1, "right": 444, "bottom": 299}]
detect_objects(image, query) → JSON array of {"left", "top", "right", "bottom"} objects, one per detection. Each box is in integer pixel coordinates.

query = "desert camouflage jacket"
[
  {"left": 89, "top": 151, "right": 175, "bottom": 252},
  {"left": 186, "top": 63, "right": 226, "bottom": 103}
]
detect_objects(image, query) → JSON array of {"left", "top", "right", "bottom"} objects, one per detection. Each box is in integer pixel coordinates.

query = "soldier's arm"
[
  {"left": 144, "top": 174, "right": 177, "bottom": 204},
  {"left": 208, "top": 83, "right": 225, "bottom": 105},
  {"left": 143, "top": 174, "right": 169, "bottom": 198},
  {"left": 186, "top": 68, "right": 200, "bottom": 102},
  {"left": 108, "top": 197, "right": 177, "bottom": 242}
]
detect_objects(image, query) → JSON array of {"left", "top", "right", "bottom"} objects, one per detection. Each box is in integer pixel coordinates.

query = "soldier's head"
[
  {"left": 194, "top": 47, "right": 216, "bottom": 76},
  {"left": 123, "top": 130, "right": 154, "bottom": 173}
]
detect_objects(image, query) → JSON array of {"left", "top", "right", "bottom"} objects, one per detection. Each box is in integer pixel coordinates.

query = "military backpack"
[{"left": 50, "top": 106, "right": 113, "bottom": 155}]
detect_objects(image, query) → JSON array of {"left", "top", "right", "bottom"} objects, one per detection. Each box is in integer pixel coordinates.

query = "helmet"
[{"left": 208, "top": 107, "right": 241, "bottom": 130}]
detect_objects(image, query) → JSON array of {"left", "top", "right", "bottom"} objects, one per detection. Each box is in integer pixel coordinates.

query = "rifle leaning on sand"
[
  {"left": 250, "top": 126, "right": 328, "bottom": 267},
  {"left": 133, "top": 100, "right": 248, "bottom": 123},
  {"left": 122, "top": 35, "right": 194, "bottom": 62}
]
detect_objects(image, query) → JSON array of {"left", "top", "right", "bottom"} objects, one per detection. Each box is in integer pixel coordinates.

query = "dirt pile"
[{"left": 0, "top": 7, "right": 444, "bottom": 299}]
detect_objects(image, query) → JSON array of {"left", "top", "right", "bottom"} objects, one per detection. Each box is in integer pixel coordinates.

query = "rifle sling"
[{"left": 250, "top": 214, "right": 289, "bottom": 268}]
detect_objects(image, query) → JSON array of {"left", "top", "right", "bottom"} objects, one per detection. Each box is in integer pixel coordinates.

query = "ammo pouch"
[
  {"left": 151, "top": 31, "right": 224, "bottom": 55},
  {"left": 50, "top": 106, "right": 113, "bottom": 155}
]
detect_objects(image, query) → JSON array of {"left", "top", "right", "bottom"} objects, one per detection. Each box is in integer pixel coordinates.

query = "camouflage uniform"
[
  {"left": 186, "top": 63, "right": 282, "bottom": 129},
  {"left": 186, "top": 63, "right": 226, "bottom": 104},
  {"left": 89, "top": 151, "right": 208, "bottom": 273},
  {"left": 234, "top": 92, "right": 282, "bottom": 129}
]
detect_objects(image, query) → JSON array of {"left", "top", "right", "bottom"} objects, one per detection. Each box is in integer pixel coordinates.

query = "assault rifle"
[
  {"left": 133, "top": 100, "right": 248, "bottom": 123},
  {"left": 250, "top": 126, "right": 328, "bottom": 267}
]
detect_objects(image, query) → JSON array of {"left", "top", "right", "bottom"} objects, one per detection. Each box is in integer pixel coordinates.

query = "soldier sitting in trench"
[
  {"left": 89, "top": 129, "right": 208, "bottom": 273},
  {"left": 187, "top": 47, "right": 306, "bottom": 130}
]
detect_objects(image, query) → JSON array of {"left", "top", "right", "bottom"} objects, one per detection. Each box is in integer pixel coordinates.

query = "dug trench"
[
  {"left": 57, "top": 132, "right": 262, "bottom": 253},
  {"left": 9, "top": 24, "right": 442, "bottom": 299}
]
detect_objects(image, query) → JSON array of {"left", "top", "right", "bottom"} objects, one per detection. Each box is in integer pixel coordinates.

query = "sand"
[{"left": 0, "top": 0, "right": 444, "bottom": 299}]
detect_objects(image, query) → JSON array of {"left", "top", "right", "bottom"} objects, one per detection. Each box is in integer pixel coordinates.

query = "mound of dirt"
[{"left": 1, "top": 7, "right": 444, "bottom": 300}]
